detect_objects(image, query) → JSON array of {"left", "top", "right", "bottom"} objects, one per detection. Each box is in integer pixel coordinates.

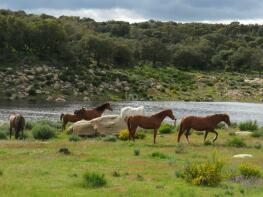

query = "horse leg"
[
  {"left": 185, "top": 129, "right": 191, "bottom": 144},
  {"left": 211, "top": 130, "right": 218, "bottom": 142},
  {"left": 153, "top": 129, "right": 157, "bottom": 144},
  {"left": 9, "top": 127, "right": 12, "bottom": 139},
  {"left": 132, "top": 127, "right": 137, "bottom": 142},
  {"left": 203, "top": 131, "right": 209, "bottom": 142},
  {"left": 21, "top": 129, "right": 24, "bottom": 139},
  {"left": 15, "top": 129, "right": 19, "bottom": 139}
]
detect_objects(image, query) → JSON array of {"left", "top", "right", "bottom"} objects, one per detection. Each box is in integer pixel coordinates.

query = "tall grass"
[
  {"left": 238, "top": 120, "right": 258, "bottom": 131},
  {"left": 82, "top": 172, "right": 107, "bottom": 188},
  {"left": 32, "top": 124, "right": 56, "bottom": 140}
]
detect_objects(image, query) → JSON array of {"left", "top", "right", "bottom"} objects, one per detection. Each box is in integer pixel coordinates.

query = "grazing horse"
[
  {"left": 126, "top": 109, "right": 176, "bottom": 144},
  {"left": 177, "top": 114, "right": 231, "bottom": 143},
  {"left": 9, "top": 114, "right": 25, "bottom": 139},
  {"left": 60, "top": 103, "right": 112, "bottom": 130},
  {"left": 120, "top": 106, "right": 144, "bottom": 119}
]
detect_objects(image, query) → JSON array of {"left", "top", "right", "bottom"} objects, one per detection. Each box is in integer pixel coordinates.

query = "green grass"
[
  {"left": 238, "top": 120, "right": 258, "bottom": 131},
  {"left": 0, "top": 121, "right": 262, "bottom": 196}
]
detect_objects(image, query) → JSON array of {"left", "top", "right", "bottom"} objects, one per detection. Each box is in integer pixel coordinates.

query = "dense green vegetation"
[
  {"left": 0, "top": 9, "right": 263, "bottom": 102},
  {"left": 1, "top": 9, "right": 263, "bottom": 71}
]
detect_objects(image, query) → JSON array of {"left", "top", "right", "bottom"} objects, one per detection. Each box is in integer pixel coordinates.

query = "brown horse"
[
  {"left": 177, "top": 113, "right": 231, "bottom": 143},
  {"left": 9, "top": 114, "right": 25, "bottom": 139},
  {"left": 60, "top": 103, "right": 112, "bottom": 130},
  {"left": 126, "top": 109, "right": 176, "bottom": 144}
]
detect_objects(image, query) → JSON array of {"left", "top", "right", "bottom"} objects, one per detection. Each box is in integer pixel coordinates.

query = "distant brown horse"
[
  {"left": 9, "top": 114, "right": 25, "bottom": 139},
  {"left": 126, "top": 109, "right": 176, "bottom": 144},
  {"left": 60, "top": 103, "right": 112, "bottom": 130},
  {"left": 177, "top": 114, "right": 231, "bottom": 143}
]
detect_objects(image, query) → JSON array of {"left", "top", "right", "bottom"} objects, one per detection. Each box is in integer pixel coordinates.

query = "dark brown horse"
[
  {"left": 60, "top": 103, "right": 112, "bottom": 130},
  {"left": 126, "top": 109, "right": 176, "bottom": 144},
  {"left": 177, "top": 113, "right": 231, "bottom": 143},
  {"left": 9, "top": 114, "right": 25, "bottom": 139}
]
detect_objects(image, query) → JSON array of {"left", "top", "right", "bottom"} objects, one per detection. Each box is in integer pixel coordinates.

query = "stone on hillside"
[
  {"left": 55, "top": 97, "right": 66, "bottom": 102},
  {"left": 46, "top": 96, "right": 53, "bottom": 101},
  {"left": 124, "top": 86, "right": 130, "bottom": 91},
  {"left": 235, "top": 131, "right": 252, "bottom": 136},
  {"left": 233, "top": 154, "right": 253, "bottom": 158},
  {"left": 35, "top": 67, "right": 43, "bottom": 74}
]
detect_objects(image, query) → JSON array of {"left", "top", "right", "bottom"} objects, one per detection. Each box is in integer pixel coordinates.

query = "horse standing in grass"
[
  {"left": 177, "top": 114, "right": 231, "bottom": 143},
  {"left": 126, "top": 109, "right": 176, "bottom": 144},
  {"left": 60, "top": 103, "right": 112, "bottom": 130},
  {"left": 9, "top": 114, "right": 25, "bottom": 139}
]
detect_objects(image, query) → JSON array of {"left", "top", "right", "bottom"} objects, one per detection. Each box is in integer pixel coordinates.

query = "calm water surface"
[{"left": 0, "top": 101, "right": 262, "bottom": 125}]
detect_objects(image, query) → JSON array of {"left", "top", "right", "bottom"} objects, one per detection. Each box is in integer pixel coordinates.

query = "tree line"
[{"left": 1, "top": 9, "right": 263, "bottom": 72}]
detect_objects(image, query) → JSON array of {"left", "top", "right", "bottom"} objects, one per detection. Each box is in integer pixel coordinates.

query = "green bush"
[
  {"left": 134, "top": 148, "right": 140, "bottom": 156},
  {"left": 175, "top": 143, "right": 185, "bottom": 154},
  {"left": 183, "top": 158, "right": 224, "bottom": 186},
  {"left": 0, "top": 169, "right": 3, "bottom": 176},
  {"left": 239, "top": 164, "right": 262, "bottom": 179},
  {"left": 69, "top": 135, "right": 81, "bottom": 142},
  {"left": 251, "top": 129, "right": 263, "bottom": 138},
  {"left": 37, "top": 120, "right": 61, "bottom": 130},
  {"left": 216, "top": 123, "right": 226, "bottom": 129},
  {"left": 32, "top": 124, "right": 56, "bottom": 140},
  {"left": 0, "top": 124, "right": 9, "bottom": 139},
  {"left": 83, "top": 172, "right": 107, "bottom": 188},
  {"left": 158, "top": 123, "right": 175, "bottom": 134},
  {"left": 118, "top": 129, "right": 145, "bottom": 141},
  {"left": 25, "top": 121, "right": 35, "bottom": 130},
  {"left": 151, "top": 152, "right": 168, "bottom": 159},
  {"left": 238, "top": 120, "right": 258, "bottom": 131},
  {"left": 0, "top": 131, "right": 7, "bottom": 140},
  {"left": 103, "top": 135, "right": 117, "bottom": 142},
  {"left": 227, "top": 137, "right": 246, "bottom": 148},
  {"left": 254, "top": 142, "right": 262, "bottom": 149}
]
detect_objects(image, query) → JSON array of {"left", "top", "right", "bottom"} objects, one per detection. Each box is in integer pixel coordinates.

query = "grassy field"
[{"left": 0, "top": 122, "right": 263, "bottom": 197}]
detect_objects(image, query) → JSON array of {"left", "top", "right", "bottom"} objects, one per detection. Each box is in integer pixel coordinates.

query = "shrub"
[
  {"left": 228, "top": 131, "right": 236, "bottom": 136},
  {"left": 103, "top": 135, "right": 117, "bottom": 142},
  {"left": 134, "top": 148, "right": 140, "bottom": 156},
  {"left": 83, "top": 172, "right": 107, "bottom": 188},
  {"left": 251, "top": 130, "right": 263, "bottom": 138},
  {"left": 239, "top": 164, "right": 262, "bottom": 179},
  {"left": 254, "top": 142, "right": 262, "bottom": 149},
  {"left": 204, "top": 141, "right": 213, "bottom": 146},
  {"left": 183, "top": 158, "right": 224, "bottom": 186},
  {"left": 37, "top": 120, "right": 61, "bottom": 130},
  {"left": 227, "top": 137, "right": 246, "bottom": 148},
  {"left": 0, "top": 131, "right": 7, "bottom": 140},
  {"left": 0, "top": 169, "right": 3, "bottom": 176},
  {"left": 32, "top": 124, "right": 56, "bottom": 140},
  {"left": 0, "top": 124, "right": 9, "bottom": 139},
  {"left": 216, "top": 123, "right": 226, "bottom": 129},
  {"left": 238, "top": 120, "right": 258, "bottom": 131},
  {"left": 25, "top": 121, "right": 35, "bottom": 130},
  {"left": 69, "top": 135, "right": 81, "bottom": 142},
  {"left": 175, "top": 143, "right": 185, "bottom": 154},
  {"left": 158, "top": 123, "right": 175, "bottom": 134},
  {"left": 118, "top": 129, "right": 145, "bottom": 141},
  {"left": 151, "top": 152, "right": 168, "bottom": 159}
]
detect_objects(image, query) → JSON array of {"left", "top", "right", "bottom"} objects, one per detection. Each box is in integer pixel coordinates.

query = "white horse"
[{"left": 120, "top": 106, "right": 145, "bottom": 119}]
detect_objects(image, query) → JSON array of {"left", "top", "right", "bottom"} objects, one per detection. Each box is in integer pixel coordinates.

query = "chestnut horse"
[
  {"left": 177, "top": 113, "right": 231, "bottom": 143},
  {"left": 126, "top": 109, "right": 176, "bottom": 144},
  {"left": 9, "top": 114, "right": 25, "bottom": 139},
  {"left": 60, "top": 103, "right": 112, "bottom": 130}
]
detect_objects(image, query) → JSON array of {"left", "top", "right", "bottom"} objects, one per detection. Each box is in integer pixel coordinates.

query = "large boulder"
[{"left": 70, "top": 115, "right": 127, "bottom": 136}]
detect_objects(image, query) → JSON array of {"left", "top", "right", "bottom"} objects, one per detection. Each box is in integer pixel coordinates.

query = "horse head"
[
  {"left": 222, "top": 114, "right": 231, "bottom": 126},
  {"left": 166, "top": 109, "right": 176, "bottom": 121},
  {"left": 105, "top": 102, "right": 113, "bottom": 111}
]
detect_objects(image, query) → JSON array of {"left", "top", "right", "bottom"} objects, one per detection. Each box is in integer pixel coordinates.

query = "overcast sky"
[{"left": 1, "top": 0, "right": 263, "bottom": 24}]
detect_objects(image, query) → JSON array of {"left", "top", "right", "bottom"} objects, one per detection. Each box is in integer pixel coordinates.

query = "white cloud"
[{"left": 25, "top": 8, "right": 147, "bottom": 23}]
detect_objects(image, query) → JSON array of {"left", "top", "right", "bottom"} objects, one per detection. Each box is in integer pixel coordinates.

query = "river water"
[{"left": 0, "top": 101, "right": 262, "bottom": 125}]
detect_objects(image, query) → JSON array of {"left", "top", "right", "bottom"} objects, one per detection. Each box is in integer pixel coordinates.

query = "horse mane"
[
  {"left": 207, "top": 113, "right": 228, "bottom": 118},
  {"left": 152, "top": 109, "right": 171, "bottom": 117},
  {"left": 95, "top": 103, "right": 109, "bottom": 111}
]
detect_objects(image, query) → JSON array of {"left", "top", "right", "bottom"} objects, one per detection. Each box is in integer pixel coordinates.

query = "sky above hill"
[{"left": 1, "top": 0, "right": 263, "bottom": 24}]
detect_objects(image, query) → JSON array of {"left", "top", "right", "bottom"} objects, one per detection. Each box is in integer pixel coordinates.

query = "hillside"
[{"left": 0, "top": 9, "right": 263, "bottom": 102}]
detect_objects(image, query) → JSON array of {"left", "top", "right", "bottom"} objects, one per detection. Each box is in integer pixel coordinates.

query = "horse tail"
[
  {"left": 177, "top": 119, "right": 184, "bottom": 143},
  {"left": 126, "top": 117, "right": 133, "bottom": 138},
  {"left": 60, "top": 113, "right": 64, "bottom": 121}
]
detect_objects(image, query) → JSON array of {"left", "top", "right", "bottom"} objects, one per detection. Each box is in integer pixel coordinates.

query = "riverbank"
[{"left": 0, "top": 64, "right": 262, "bottom": 102}]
